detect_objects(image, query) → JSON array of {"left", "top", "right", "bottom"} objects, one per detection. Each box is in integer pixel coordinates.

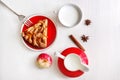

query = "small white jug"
[{"left": 55, "top": 52, "right": 89, "bottom": 72}]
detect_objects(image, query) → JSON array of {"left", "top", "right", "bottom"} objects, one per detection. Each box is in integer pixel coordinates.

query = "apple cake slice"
[{"left": 22, "top": 19, "right": 48, "bottom": 48}]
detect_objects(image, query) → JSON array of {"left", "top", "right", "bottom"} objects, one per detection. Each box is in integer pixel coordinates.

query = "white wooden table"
[{"left": 0, "top": 0, "right": 120, "bottom": 80}]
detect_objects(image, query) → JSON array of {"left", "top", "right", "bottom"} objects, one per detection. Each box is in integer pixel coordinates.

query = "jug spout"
[{"left": 54, "top": 52, "right": 65, "bottom": 59}]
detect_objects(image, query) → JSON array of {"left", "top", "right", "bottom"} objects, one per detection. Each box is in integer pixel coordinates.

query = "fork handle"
[{"left": 0, "top": 0, "right": 19, "bottom": 16}]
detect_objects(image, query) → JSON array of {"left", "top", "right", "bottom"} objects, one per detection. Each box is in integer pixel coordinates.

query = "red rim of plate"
[
  {"left": 21, "top": 15, "right": 57, "bottom": 51},
  {"left": 58, "top": 47, "right": 88, "bottom": 77}
]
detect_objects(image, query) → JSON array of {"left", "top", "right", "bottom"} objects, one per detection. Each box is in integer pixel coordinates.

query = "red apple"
[{"left": 36, "top": 53, "right": 52, "bottom": 68}]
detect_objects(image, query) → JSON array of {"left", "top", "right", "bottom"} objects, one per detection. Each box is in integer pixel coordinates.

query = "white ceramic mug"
[{"left": 55, "top": 52, "right": 89, "bottom": 72}]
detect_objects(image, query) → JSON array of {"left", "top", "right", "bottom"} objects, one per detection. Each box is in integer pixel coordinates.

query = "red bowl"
[{"left": 58, "top": 47, "right": 88, "bottom": 77}]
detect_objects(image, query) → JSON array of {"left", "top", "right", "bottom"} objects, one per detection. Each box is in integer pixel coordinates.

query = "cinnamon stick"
[{"left": 69, "top": 35, "right": 85, "bottom": 51}]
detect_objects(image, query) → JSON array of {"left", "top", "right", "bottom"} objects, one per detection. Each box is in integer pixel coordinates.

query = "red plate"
[
  {"left": 21, "top": 15, "right": 56, "bottom": 51},
  {"left": 58, "top": 47, "right": 88, "bottom": 77}
]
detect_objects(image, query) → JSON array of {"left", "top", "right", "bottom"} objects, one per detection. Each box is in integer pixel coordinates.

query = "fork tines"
[{"left": 24, "top": 20, "right": 33, "bottom": 27}]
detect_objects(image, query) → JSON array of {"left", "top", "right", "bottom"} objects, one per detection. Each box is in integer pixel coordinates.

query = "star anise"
[
  {"left": 85, "top": 19, "right": 91, "bottom": 26},
  {"left": 81, "top": 35, "right": 89, "bottom": 42}
]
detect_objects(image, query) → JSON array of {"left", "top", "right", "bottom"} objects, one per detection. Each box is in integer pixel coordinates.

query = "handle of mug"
[
  {"left": 80, "top": 62, "right": 89, "bottom": 72},
  {"left": 54, "top": 52, "right": 65, "bottom": 59}
]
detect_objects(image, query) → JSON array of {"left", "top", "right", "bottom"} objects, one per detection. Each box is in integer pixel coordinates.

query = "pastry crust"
[{"left": 22, "top": 19, "right": 48, "bottom": 48}]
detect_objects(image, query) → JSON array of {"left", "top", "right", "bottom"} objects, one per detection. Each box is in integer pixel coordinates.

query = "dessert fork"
[{"left": 0, "top": 0, "right": 33, "bottom": 27}]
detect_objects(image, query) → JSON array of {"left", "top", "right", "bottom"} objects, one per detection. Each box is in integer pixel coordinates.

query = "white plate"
[{"left": 58, "top": 4, "right": 82, "bottom": 27}]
